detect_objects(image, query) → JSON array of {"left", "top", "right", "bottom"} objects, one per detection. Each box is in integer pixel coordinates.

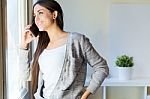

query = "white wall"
[
  {"left": 109, "top": 4, "right": 150, "bottom": 78},
  {"left": 108, "top": 3, "right": 150, "bottom": 99}
]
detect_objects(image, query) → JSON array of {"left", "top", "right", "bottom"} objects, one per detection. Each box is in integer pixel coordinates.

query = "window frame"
[
  {"left": 0, "top": 0, "right": 7, "bottom": 99},
  {"left": 0, "top": 0, "right": 33, "bottom": 98}
]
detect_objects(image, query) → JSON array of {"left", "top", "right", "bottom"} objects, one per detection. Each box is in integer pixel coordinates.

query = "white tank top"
[{"left": 38, "top": 44, "right": 66, "bottom": 98}]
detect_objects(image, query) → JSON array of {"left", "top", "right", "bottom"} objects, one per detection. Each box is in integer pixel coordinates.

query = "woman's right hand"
[{"left": 20, "top": 25, "right": 36, "bottom": 49}]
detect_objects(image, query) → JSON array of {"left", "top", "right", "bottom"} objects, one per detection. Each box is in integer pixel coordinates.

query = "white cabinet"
[{"left": 101, "top": 78, "right": 150, "bottom": 99}]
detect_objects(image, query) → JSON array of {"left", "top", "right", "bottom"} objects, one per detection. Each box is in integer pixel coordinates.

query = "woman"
[{"left": 19, "top": 0, "right": 109, "bottom": 99}]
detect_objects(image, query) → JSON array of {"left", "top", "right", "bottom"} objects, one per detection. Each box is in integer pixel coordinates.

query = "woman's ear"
[{"left": 53, "top": 11, "right": 58, "bottom": 19}]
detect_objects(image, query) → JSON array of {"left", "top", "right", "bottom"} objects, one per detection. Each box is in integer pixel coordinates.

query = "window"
[
  {"left": 7, "top": 0, "right": 21, "bottom": 98},
  {"left": 6, "top": 0, "right": 32, "bottom": 98}
]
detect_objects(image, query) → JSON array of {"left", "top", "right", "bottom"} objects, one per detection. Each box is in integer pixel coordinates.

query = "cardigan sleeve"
[
  {"left": 19, "top": 49, "right": 31, "bottom": 81},
  {"left": 19, "top": 49, "right": 44, "bottom": 98},
  {"left": 18, "top": 49, "right": 32, "bottom": 98},
  {"left": 82, "top": 35, "right": 109, "bottom": 94}
]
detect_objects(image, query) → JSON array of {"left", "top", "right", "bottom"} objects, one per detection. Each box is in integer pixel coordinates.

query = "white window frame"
[{"left": 1, "top": 0, "right": 33, "bottom": 99}]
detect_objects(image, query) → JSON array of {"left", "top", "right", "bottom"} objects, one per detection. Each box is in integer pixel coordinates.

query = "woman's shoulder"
[{"left": 69, "top": 32, "right": 86, "bottom": 40}]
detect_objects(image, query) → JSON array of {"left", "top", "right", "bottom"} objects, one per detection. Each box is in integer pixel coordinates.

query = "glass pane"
[{"left": 7, "top": 0, "right": 20, "bottom": 98}]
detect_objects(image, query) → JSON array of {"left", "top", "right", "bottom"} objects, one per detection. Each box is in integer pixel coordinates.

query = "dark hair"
[{"left": 31, "top": 0, "right": 64, "bottom": 98}]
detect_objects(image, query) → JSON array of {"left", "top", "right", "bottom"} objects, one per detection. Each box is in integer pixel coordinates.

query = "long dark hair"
[{"left": 31, "top": 0, "right": 64, "bottom": 98}]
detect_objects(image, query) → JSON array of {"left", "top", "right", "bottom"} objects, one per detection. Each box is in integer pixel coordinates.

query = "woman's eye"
[{"left": 39, "top": 12, "right": 43, "bottom": 15}]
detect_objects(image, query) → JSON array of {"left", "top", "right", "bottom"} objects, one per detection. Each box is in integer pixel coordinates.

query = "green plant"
[{"left": 115, "top": 55, "right": 134, "bottom": 67}]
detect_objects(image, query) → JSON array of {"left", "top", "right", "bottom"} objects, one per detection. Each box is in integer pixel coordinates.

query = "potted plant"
[{"left": 115, "top": 55, "right": 134, "bottom": 80}]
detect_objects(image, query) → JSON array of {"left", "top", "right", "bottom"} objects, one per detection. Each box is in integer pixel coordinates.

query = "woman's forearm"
[{"left": 81, "top": 90, "right": 91, "bottom": 99}]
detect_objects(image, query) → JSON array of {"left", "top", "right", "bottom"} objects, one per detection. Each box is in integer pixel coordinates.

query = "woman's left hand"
[{"left": 81, "top": 90, "right": 91, "bottom": 99}]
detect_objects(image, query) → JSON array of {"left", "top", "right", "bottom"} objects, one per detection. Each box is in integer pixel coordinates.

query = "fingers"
[
  {"left": 24, "top": 25, "right": 31, "bottom": 33},
  {"left": 25, "top": 25, "right": 32, "bottom": 30},
  {"left": 21, "top": 25, "right": 36, "bottom": 44}
]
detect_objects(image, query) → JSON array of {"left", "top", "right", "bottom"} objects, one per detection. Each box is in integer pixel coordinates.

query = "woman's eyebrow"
[
  {"left": 33, "top": 9, "right": 45, "bottom": 15},
  {"left": 37, "top": 9, "right": 44, "bottom": 12}
]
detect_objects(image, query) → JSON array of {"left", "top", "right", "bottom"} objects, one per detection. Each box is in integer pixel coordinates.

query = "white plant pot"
[{"left": 118, "top": 67, "right": 132, "bottom": 80}]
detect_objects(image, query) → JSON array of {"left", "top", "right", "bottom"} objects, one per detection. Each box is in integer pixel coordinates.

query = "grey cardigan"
[{"left": 19, "top": 32, "right": 109, "bottom": 99}]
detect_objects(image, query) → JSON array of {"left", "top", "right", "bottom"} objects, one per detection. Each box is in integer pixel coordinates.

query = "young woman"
[{"left": 19, "top": 0, "right": 109, "bottom": 99}]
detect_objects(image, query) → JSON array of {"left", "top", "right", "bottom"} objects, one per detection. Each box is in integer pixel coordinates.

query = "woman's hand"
[
  {"left": 21, "top": 25, "right": 36, "bottom": 49},
  {"left": 81, "top": 90, "right": 91, "bottom": 99}
]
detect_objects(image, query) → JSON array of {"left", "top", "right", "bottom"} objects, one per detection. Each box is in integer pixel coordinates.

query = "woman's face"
[{"left": 33, "top": 4, "right": 55, "bottom": 31}]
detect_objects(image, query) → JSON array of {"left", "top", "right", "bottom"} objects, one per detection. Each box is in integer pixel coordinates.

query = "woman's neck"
[{"left": 46, "top": 26, "right": 64, "bottom": 42}]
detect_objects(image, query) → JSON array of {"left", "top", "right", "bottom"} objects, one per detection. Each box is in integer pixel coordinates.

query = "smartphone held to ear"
[{"left": 30, "top": 22, "right": 39, "bottom": 37}]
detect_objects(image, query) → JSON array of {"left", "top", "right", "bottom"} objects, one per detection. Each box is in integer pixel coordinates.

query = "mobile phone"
[{"left": 30, "top": 22, "right": 39, "bottom": 37}]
